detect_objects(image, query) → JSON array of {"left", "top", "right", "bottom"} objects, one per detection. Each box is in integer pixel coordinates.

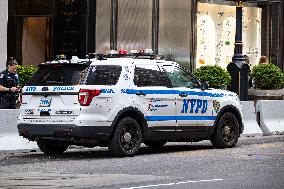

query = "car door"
[
  {"left": 161, "top": 64, "right": 212, "bottom": 139},
  {"left": 132, "top": 63, "right": 176, "bottom": 140}
]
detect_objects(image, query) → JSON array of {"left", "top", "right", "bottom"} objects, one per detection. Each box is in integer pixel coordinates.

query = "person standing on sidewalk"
[
  {"left": 259, "top": 56, "right": 269, "bottom": 64},
  {"left": 244, "top": 55, "right": 253, "bottom": 88},
  {"left": 0, "top": 57, "right": 20, "bottom": 109}
]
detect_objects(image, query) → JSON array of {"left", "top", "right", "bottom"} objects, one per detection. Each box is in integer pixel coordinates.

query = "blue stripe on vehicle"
[
  {"left": 125, "top": 89, "right": 175, "bottom": 94},
  {"left": 145, "top": 116, "right": 216, "bottom": 121},
  {"left": 123, "top": 89, "right": 225, "bottom": 97}
]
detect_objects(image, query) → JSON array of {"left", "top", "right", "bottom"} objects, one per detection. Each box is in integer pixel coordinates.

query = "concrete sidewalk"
[{"left": 0, "top": 133, "right": 37, "bottom": 150}]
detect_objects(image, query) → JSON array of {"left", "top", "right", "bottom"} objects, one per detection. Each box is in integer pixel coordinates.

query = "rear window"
[
  {"left": 27, "top": 64, "right": 88, "bottom": 86},
  {"left": 86, "top": 65, "right": 122, "bottom": 85}
]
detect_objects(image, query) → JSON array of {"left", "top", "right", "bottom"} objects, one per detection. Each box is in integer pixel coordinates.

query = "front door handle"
[
  {"left": 136, "top": 91, "right": 146, "bottom": 96},
  {"left": 179, "top": 93, "right": 188, "bottom": 97}
]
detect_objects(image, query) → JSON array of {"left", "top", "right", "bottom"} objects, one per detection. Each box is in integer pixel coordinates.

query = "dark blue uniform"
[{"left": 0, "top": 70, "right": 20, "bottom": 109}]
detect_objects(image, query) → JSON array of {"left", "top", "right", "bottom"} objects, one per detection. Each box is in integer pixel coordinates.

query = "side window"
[
  {"left": 86, "top": 65, "right": 122, "bottom": 85},
  {"left": 162, "top": 65, "right": 200, "bottom": 88},
  {"left": 134, "top": 64, "right": 170, "bottom": 87}
]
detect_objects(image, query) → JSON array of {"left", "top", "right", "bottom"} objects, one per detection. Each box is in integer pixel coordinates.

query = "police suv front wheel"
[
  {"left": 109, "top": 117, "right": 142, "bottom": 157},
  {"left": 37, "top": 139, "right": 69, "bottom": 154},
  {"left": 210, "top": 112, "right": 239, "bottom": 148}
]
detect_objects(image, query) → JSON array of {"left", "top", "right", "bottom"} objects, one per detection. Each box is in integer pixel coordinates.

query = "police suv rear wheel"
[
  {"left": 210, "top": 112, "right": 239, "bottom": 148},
  {"left": 37, "top": 139, "right": 69, "bottom": 154},
  {"left": 109, "top": 117, "right": 142, "bottom": 157}
]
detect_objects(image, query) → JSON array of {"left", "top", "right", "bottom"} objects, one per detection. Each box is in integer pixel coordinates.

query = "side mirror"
[{"left": 201, "top": 81, "right": 209, "bottom": 90}]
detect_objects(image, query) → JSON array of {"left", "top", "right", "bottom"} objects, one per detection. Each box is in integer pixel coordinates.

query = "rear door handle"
[
  {"left": 179, "top": 93, "right": 188, "bottom": 97},
  {"left": 136, "top": 91, "right": 146, "bottom": 96}
]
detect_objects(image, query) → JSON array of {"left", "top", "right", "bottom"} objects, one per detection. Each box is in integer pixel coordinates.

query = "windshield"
[{"left": 27, "top": 64, "right": 88, "bottom": 86}]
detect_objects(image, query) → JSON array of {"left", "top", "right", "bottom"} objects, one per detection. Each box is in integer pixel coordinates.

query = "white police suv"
[{"left": 17, "top": 51, "right": 244, "bottom": 157}]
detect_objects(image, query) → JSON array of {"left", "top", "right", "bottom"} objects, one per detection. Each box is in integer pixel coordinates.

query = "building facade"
[
  {"left": 0, "top": 0, "right": 8, "bottom": 71},
  {"left": 3, "top": 0, "right": 284, "bottom": 72}
]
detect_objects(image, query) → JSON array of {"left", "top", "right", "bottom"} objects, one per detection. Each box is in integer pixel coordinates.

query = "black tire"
[
  {"left": 144, "top": 141, "right": 167, "bottom": 148},
  {"left": 109, "top": 117, "right": 142, "bottom": 157},
  {"left": 37, "top": 139, "right": 69, "bottom": 154},
  {"left": 210, "top": 112, "right": 240, "bottom": 148}
]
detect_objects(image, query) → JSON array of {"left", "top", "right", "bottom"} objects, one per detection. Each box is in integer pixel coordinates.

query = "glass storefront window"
[{"left": 196, "top": 3, "right": 262, "bottom": 68}]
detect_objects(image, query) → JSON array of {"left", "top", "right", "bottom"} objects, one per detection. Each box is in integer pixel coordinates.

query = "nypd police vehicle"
[{"left": 17, "top": 50, "right": 244, "bottom": 157}]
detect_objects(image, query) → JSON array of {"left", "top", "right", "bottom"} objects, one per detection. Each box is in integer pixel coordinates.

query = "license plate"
[{"left": 39, "top": 98, "right": 52, "bottom": 107}]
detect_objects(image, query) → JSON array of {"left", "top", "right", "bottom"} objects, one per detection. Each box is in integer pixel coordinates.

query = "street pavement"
[{"left": 0, "top": 134, "right": 283, "bottom": 189}]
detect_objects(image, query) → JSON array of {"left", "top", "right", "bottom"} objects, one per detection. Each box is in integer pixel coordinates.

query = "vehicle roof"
[
  {"left": 40, "top": 56, "right": 177, "bottom": 68},
  {"left": 89, "top": 58, "right": 176, "bottom": 66}
]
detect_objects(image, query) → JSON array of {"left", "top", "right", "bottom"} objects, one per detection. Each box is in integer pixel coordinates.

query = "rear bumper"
[{"left": 17, "top": 124, "right": 113, "bottom": 141}]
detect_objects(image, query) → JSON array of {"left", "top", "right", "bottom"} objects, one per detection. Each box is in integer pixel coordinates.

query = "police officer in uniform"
[{"left": 0, "top": 57, "right": 20, "bottom": 109}]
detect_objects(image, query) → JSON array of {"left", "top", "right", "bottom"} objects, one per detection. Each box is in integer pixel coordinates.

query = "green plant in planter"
[
  {"left": 16, "top": 65, "right": 38, "bottom": 87},
  {"left": 194, "top": 65, "right": 231, "bottom": 89},
  {"left": 251, "top": 63, "right": 284, "bottom": 90}
]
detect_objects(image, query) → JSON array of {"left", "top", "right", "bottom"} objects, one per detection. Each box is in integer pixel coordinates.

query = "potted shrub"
[
  {"left": 251, "top": 63, "right": 284, "bottom": 90},
  {"left": 250, "top": 63, "right": 284, "bottom": 100},
  {"left": 194, "top": 65, "right": 231, "bottom": 89}
]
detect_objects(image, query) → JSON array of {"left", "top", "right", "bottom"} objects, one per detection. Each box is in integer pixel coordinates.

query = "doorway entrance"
[{"left": 22, "top": 17, "right": 51, "bottom": 66}]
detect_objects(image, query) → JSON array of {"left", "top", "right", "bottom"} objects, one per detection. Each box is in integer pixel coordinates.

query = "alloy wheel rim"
[
  {"left": 222, "top": 116, "right": 235, "bottom": 142},
  {"left": 120, "top": 124, "right": 139, "bottom": 152}
]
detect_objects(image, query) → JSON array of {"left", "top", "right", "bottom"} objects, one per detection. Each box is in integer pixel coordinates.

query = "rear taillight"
[{"left": 78, "top": 89, "right": 101, "bottom": 106}]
